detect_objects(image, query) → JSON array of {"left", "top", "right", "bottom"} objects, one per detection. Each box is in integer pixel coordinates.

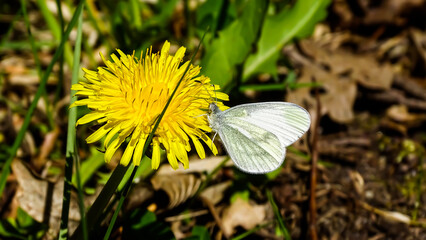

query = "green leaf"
[
  {"left": 72, "top": 147, "right": 105, "bottom": 188},
  {"left": 123, "top": 209, "right": 175, "bottom": 240},
  {"left": 230, "top": 190, "right": 250, "bottom": 203},
  {"left": 0, "top": 208, "right": 46, "bottom": 239},
  {"left": 265, "top": 166, "right": 282, "bottom": 180},
  {"left": 196, "top": 0, "right": 225, "bottom": 33},
  {"left": 243, "top": 0, "right": 331, "bottom": 80},
  {"left": 267, "top": 190, "right": 291, "bottom": 240},
  {"left": 185, "top": 226, "right": 210, "bottom": 240},
  {"left": 201, "top": 0, "right": 267, "bottom": 87}
]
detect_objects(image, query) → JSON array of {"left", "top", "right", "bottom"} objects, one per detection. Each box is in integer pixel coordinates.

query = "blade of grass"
[
  {"left": 239, "top": 83, "right": 287, "bottom": 92},
  {"left": 71, "top": 164, "right": 130, "bottom": 240},
  {"left": 74, "top": 156, "right": 88, "bottom": 240},
  {"left": 72, "top": 147, "right": 105, "bottom": 188},
  {"left": 85, "top": 0, "right": 116, "bottom": 50},
  {"left": 0, "top": 8, "right": 22, "bottom": 48},
  {"left": 231, "top": 222, "right": 273, "bottom": 240},
  {"left": 0, "top": 41, "right": 56, "bottom": 50},
  {"left": 59, "top": 5, "right": 86, "bottom": 240},
  {"left": 266, "top": 189, "right": 291, "bottom": 240},
  {"left": 21, "top": 0, "right": 55, "bottom": 130},
  {"left": 21, "top": 0, "right": 42, "bottom": 78},
  {"left": 130, "top": 0, "right": 142, "bottom": 30},
  {"left": 103, "top": 31, "right": 210, "bottom": 239},
  {"left": 54, "top": 0, "right": 65, "bottom": 103},
  {"left": 35, "top": 0, "right": 74, "bottom": 67},
  {"left": 0, "top": 0, "right": 85, "bottom": 199},
  {"left": 96, "top": 156, "right": 151, "bottom": 237}
]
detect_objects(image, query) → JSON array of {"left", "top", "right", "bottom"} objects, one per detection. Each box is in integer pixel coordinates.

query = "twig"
[
  {"left": 201, "top": 196, "right": 228, "bottom": 239},
  {"left": 358, "top": 201, "right": 426, "bottom": 228},
  {"left": 165, "top": 209, "right": 209, "bottom": 222},
  {"left": 393, "top": 75, "right": 426, "bottom": 101},
  {"left": 366, "top": 89, "right": 426, "bottom": 110},
  {"left": 309, "top": 79, "right": 321, "bottom": 240}
]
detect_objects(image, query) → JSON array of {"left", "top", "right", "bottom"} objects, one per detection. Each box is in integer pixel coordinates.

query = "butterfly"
[{"left": 208, "top": 102, "right": 311, "bottom": 174}]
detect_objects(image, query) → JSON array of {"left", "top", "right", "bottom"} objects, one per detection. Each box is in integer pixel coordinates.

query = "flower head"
[{"left": 71, "top": 41, "right": 228, "bottom": 169}]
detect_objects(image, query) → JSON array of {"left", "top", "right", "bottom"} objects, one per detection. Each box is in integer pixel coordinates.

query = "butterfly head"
[
  {"left": 208, "top": 102, "right": 220, "bottom": 114},
  {"left": 207, "top": 103, "right": 222, "bottom": 132}
]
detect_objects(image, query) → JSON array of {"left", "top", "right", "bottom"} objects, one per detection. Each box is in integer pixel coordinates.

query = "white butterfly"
[{"left": 208, "top": 102, "right": 311, "bottom": 174}]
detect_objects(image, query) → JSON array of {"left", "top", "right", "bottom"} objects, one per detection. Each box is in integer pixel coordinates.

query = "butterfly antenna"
[
  {"left": 200, "top": 81, "right": 214, "bottom": 103},
  {"left": 213, "top": 84, "right": 218, "bottom": 103}
]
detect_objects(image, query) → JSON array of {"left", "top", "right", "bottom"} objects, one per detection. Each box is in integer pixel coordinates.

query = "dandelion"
[{"left": 71, "top": 41, "right": 228, "bottom": 169}]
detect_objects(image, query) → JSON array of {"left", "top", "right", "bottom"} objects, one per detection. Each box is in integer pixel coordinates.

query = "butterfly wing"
[{"left": 214, "top": 102, "right": 310, "bottom": 173}]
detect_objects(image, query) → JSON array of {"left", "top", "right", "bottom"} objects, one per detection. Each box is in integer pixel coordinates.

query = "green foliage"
[
  {"left": 184, "top": 226, "right": 211, "bottom": 240},
  {"left": 267, "top": 190, "right": 292, "bottom": 240},
  {"left": 0, "top": 208, "right": 47, "bottom": 240},
  {"left": 265, "top": 166, "right": 282, "bottom": 180},
  {"left": 72, "top": 147, "right": 105, "bottom": 189},
  {"left": 230, "top": 190, "right": 250, "bottom": 203},
  {"left": 196, "top": 0, "right": 226, "bottom": 35},
  {"left": 200, "top": 0, "right": 267, "bottom": 87},
  {"left": 122, "top": 209, "right": 175, "bottom": 240},
  {"left": 104, "top": 0, "right": 179, "bottom": 51},
  {"left": 396, "top": 139, "right": 417, "bottom": 163},
  {"left": 243, "top": 0, "right": 331, "bottom": 80},
  {"left": 199, "top": 0, "right": 331, "bottom": 88}
]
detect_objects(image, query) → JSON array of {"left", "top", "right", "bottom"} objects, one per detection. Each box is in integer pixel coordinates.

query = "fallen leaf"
[
  {"left": 385, "top": 104, "right": 426, "bottom": 130},
  {"left": 387, "top": 105, "right": 418, "bottom": 122},
  {"left": 200, "top": 181, "right": 232, "bottom": 206},
  {"left": 299, "top": 39, "right": 394, "bottom": 90},
  {"left": 151, "top": 173, "right": 202, "bottom": 208},
  {"left": 286, "top": 45, "right": 357, "bottom": 123},
  {"left": 11, "top": 160, "right": 81, "bottom": 236},
  {"left": 361, "top": 0, "right": 425, "bottom": 26},
  {"left": 221, "top": 197, "right": 266, "bottom": 236}
]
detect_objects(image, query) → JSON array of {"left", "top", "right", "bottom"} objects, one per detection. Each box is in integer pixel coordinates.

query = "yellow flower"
[{"left": 71, "top": 41, "right": 228, "bottom": 169}]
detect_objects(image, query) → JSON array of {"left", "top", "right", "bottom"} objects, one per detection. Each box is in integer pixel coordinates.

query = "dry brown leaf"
[
  {"left": 151, "top": 173, "right": 202, "bottom": 208},
  {"left": 349, "top": 170, "right": 364, "bottom": 196},
  {"left": 385, "top": 105, "right": 426, "bottom": 132},
  {"left": 387, "top": 105, "right": 418, "bottom": 122},
  {"left": 361, "top": 0, "right": 425, "bottom": 26},
  {"left": 200, "top": 181, "right": 232, "bottom": 206},
  {"left": 125, "top": 183, "right": 154, "bottom": 210},
  {"left": 11, "top": 160, "right": 81, "bottom": 236},
  {"left": 299, "top": 39, "right": 394, "bottom": 90},
  {"left": 221, "top": 197, "right": 267, "bottom": 236},
  {"left": 0, "top": 56, "right": 30, "bottom": 74},
  {"left": 286, "top": 46, "right": 357, "bottom": 123},
  {"left": 0, "top": 55, "right": 56, "bottom": 86},
  {"left": 285, "top": 36, "right": 400, "bottom": 123},
  {"left": 331, "top": 1, "right": 354, "bottom": 28}
]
